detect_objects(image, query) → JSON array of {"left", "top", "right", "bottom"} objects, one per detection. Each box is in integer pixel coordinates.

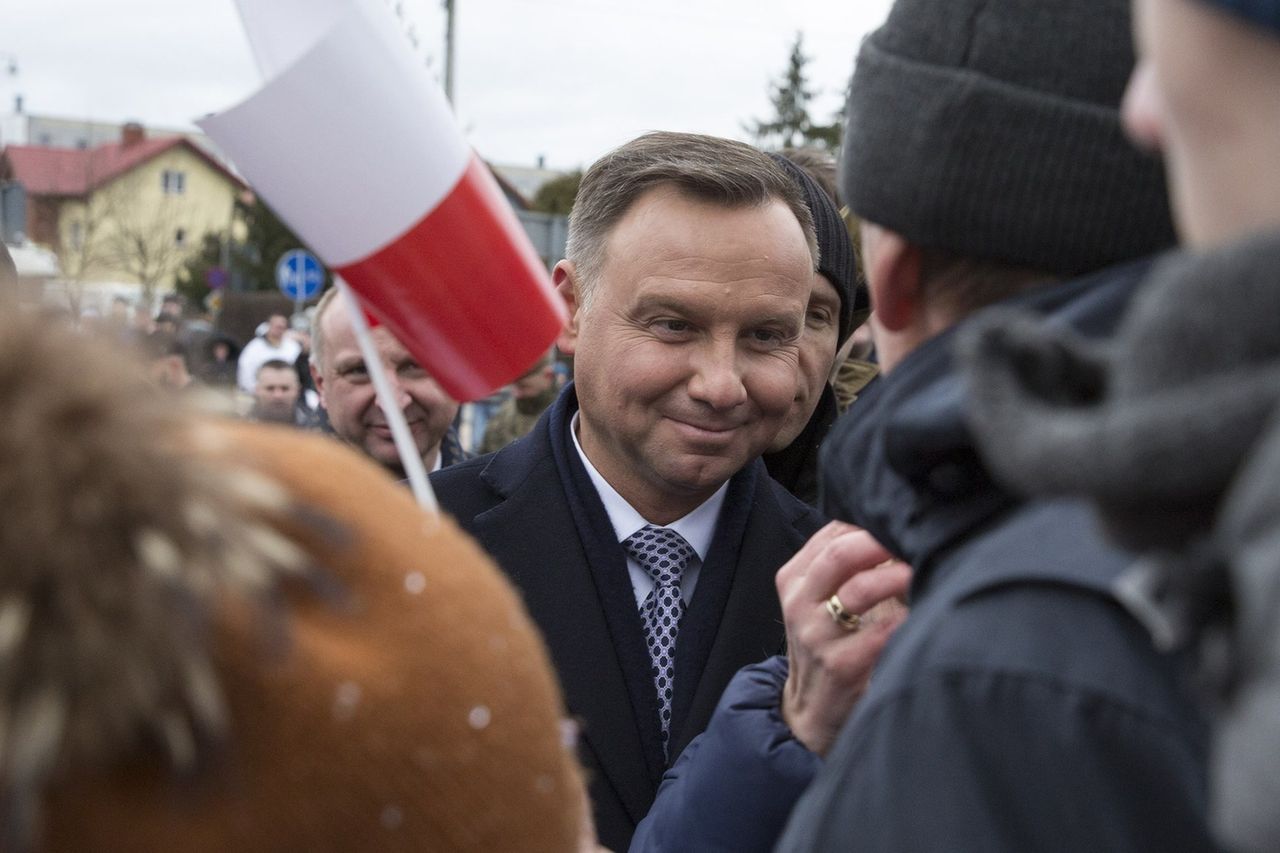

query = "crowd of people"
[
  {"left": 2, "top": 0, "right": 1279, "bottom": 849},
  {"left": 95, "top": 289, "right": 560, "bottom": 469}
]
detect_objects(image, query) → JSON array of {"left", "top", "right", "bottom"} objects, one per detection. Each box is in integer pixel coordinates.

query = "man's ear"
[
  {"left": 864, "top": 225, "right": 923, "bottom": 333},
  {"left": 310, "top": 361, "right": 327, "bottom": 409},
  {"left": 552, "top": 260, "right": 583, "bottom": 355}
]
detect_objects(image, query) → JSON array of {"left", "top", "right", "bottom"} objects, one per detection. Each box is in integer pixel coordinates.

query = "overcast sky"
[{"left": 5, "top": 0, "right": 893, "bottom": 170}]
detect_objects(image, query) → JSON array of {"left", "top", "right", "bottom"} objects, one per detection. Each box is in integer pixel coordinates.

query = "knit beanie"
[
  {"left": 768, "top": 152, "right": 864, "bottom": 343},
  {"left": 840, "top": 0, "right": 1177, "bottom": 276},
  {"left": 1199, "top": 0, "right": 1280, "bottom": 35}
]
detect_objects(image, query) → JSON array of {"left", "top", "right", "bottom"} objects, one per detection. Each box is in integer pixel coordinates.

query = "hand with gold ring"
[{"left": 775, "top": 521, "right": 911, "bottom": 756}]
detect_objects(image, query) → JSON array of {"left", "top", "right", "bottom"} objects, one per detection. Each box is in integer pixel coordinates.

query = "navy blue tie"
[{"left": 623, "top": 524, "right": 695, "bottom": 757}]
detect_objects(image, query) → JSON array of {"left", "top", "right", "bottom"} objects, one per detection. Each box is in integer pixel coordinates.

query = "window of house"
[
  {"left": 68, "top": 220, "right": 83, "bottom": 250},
  {"left": 161, "top": 170, "right": 186, "bottom": 195},
  {"left": 174, "top": 227, "right": 187, "bottom": 248}
]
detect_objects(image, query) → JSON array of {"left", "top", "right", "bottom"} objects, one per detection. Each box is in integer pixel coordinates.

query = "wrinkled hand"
[{"left": 776, "top": 521, "right": 910, "bottom": 756}]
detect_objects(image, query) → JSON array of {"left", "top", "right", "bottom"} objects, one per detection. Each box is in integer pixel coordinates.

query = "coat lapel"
[{"left": 467, "top": 418, "right": 658, "bottom": 826}]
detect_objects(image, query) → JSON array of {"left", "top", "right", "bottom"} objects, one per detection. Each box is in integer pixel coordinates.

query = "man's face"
[
  {"left": 1124, "top": 0, "right": 1280, "bottom": 247},
  {"left": 313, "top": 298, "right": 459, "bottom": 473},
  {"left": 254, "top": 366, "right": 300, "bottom": 423},
  {"left": 149, "top": 355, "right": 189, "bottom": 390},
  {"left": 558, "top": 186, "right": 811, "bottom": 520},
  {"left": 266, "top": 315, "right": 288, "bottom": 344},
  {"left": 769, "top": 273, "right": 841, "bottom": 451}
]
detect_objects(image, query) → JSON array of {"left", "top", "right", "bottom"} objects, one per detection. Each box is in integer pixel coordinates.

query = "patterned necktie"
[{"left": 622, "top": 524, "right": 695, "bottom": 757}]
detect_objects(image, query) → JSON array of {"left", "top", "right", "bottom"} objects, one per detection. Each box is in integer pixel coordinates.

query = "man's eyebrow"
[
  {"left": 633, "top": 295, "right": 685, "bottom": 310},
  {"left": 631, "top": 295, "right": 715, "bottom": 318},
  {"left": 333, "top": 355, "right": 367, "bottom": 372}
]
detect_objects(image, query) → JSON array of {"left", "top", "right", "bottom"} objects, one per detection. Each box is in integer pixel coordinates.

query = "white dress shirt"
[{"left": 571, "top": 412, "right": 727, "bottom": 608}]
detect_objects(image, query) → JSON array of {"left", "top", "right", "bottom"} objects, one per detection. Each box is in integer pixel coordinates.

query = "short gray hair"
[
  {"left": 564, "top": 132, "right": 819, "bottom": 311},
  {"left": 310, "top": 287, "right": 340, "bottom": 371}
]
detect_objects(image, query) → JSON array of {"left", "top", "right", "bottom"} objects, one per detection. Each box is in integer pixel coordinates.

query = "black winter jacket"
[{"left": 778, "top": 260, "right": 1216, "bottom": 851}]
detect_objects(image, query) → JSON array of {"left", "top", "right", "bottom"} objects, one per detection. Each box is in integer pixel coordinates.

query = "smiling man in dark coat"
[{"left": 430, "top": 131, "right": 825, "bottom": 851}]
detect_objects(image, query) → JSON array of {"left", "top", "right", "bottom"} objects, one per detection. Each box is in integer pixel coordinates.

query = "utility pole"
[
  {"left": 0, "top": 53, "right": 21, "bottom": 150},
  {"left": 443, "top": 0, "right": 456, "bottom": 106}
]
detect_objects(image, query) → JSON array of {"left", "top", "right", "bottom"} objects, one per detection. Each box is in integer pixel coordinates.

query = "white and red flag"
[{"left": 199, "top": 0, "right": 566, "bottom": 402}]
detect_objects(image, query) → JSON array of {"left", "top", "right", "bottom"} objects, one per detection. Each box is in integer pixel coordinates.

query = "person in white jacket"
[{"left": 236, "top": 312, "right": 301, "bottom": 393}]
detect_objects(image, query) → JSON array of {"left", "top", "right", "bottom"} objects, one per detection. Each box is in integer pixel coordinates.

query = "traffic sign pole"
[{"left": 276, "top": 250, "right": 325, "bottom": 317}]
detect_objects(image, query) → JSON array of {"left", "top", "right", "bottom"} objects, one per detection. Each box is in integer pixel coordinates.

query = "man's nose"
[
  {"left": 687, "top": 339, "right": 748, "bottom": 410},
  {"left": 1121, "top": 61, "right": 1165, "bottom": 153},
  {"left": 374, "top": 374, "right": 413, "bottom": 414}
]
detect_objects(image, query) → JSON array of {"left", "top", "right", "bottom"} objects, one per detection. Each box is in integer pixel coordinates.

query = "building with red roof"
[{"left": 1, "top": 122, "right": 247, "bottom": 302}]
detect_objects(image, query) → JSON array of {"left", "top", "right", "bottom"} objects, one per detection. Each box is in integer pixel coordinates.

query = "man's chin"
[
  {"left": 656, "top": 450, "right": 746, "bottom": 494},
  {"left": 366, "top": 436, "right": 429, "bottom": 470},
  {"left": 370, "top": 452, "right": 408, "bottom": 478}
]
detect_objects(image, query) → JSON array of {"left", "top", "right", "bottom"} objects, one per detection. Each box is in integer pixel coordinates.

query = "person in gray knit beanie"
[
  {"left": 830, "top": 0, "right": 1179, "bottom": 375},
  {"left": 774, "top": 0, "right": 1215, "bottom": 849},
  {"left": 840, "top": 0, "right": 1176, "bottom": 276},
  {"left": 962, "top": 2, "right": 1280, "bottom": 851}
]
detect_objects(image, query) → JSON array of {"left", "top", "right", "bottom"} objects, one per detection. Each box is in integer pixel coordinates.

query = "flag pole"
[{"left": 335, "top": 275, "right": 439, "bottom": 515}]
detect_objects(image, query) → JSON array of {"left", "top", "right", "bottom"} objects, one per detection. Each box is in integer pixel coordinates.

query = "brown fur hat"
[{"left": 0, "top": 313, "right": 586, "bottom": 851}]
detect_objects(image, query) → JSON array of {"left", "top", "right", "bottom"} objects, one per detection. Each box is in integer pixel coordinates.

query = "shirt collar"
[{"left": 570, "top": 412, "right": 725, "bottom": 560}]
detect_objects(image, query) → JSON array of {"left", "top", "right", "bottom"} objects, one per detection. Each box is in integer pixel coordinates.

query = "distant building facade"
[{"left": 0, "top": 122, "right": 246, "bottom": 308}]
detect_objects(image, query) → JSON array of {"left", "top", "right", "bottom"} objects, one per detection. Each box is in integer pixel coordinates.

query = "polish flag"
[{"left": 199, "top": 0, "right": 566, "bottom": 401}]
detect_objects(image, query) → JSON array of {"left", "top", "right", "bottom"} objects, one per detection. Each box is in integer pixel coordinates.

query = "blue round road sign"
[{"left": 275, "top": 249, "right": 324, "bottom": 300}]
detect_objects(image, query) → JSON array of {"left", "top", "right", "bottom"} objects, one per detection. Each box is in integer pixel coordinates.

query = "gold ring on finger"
[{"left": 825, "top": 594, "right": 862, "bottom": 632}]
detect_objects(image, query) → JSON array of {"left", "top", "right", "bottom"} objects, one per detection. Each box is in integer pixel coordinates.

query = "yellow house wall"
[{"left": 56, "top": 146, "right": 239, "bottom": 289}]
